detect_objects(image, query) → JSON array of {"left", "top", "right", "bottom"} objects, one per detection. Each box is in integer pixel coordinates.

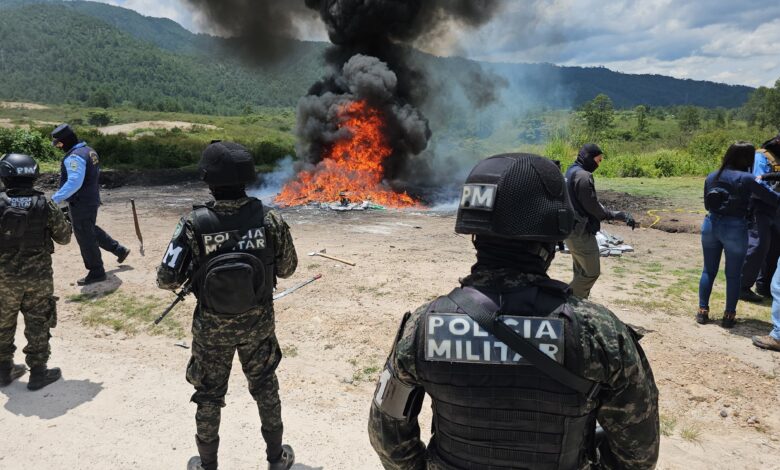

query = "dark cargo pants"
[
  {"left": 69, "top": 203, "right": 121, "bottom": 275},
  {"left": 566, "top": 230, "right": 601, "bottom": 299},
  {"left": 186, "top": 332, "right": 284, "bottom": 461},
  {"left": 741, "top": 211, "right": 780, "bottom": 290}
]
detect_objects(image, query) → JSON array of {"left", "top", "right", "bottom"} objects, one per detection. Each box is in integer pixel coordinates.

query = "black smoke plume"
[{"left": 185, "top": 0, "right": 505, "bottom": 192}]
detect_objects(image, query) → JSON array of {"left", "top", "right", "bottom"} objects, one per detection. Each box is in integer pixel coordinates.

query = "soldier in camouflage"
[
  {"left": 0, "top": 153, "right": 72, "bottom": 390},
  {"left": 156, "top": 142, "right": 297, "bottom": 470},
  {"left": 369, "top": 153, "right": 660, "bottom": 469}
]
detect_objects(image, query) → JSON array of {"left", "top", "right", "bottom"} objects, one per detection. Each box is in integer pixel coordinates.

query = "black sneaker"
[
  {"left": 721, "top": 312, "right": 737, "bottom": 329},
  {"left": 0, "top": 364, "right": 26, "bottom": 386},
  {"left": 27, "top": 366, "right": 61, "bottom": 391},
  {"left": 739, "top": 288, "right": 764, "bottom": 303},
  {"left": 268, "top": 445, "right": 295, "bottom": 470},
  {"left": 756, "top": 284, "right": 771, "bottom": 298},
  {"left": 116, "top": 246, "right": 131, "bottom": 264},
  {"left": 77, "top": 271, "right": 107, "bottom": 286}
]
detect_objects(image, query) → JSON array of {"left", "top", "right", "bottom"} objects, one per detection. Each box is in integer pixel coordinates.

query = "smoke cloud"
[
  {"left": 185, "top": 0, "right": 508, "bottom": 200},
  {"left": 296, "top": 54, "right": 430, "bottom": 180}
]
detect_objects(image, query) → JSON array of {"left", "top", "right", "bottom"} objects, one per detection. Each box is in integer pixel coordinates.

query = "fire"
[{"left": 275, "top": 100, "right": 418, "bottom": 208}]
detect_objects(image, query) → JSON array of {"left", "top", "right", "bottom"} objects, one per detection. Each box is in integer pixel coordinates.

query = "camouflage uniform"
[
  {"left": 369, "top": 269, "right": 660, "bottom": 470},
  {"left": 156, "top": 197, "right": 297, "bottom": 460},
  {"left": 0, "top": 191, "right": 72, "bottom": 369}
]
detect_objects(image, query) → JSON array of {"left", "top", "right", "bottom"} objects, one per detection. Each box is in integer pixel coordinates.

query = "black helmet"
[
  {"left": 0, "top": 153, "right": 40, "bottom": 181},
  {"left": 199, "top": 141, "right": 256, "bottom": 187},
  {"left": 51, "top": 123, "right": 79, "bottom": 151},
  {"left": 455, "top": 153, "right": 574, "bottom": 242}
]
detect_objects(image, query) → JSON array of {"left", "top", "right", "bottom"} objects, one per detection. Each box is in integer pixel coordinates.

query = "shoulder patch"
[
  {"left": 69, "top": 159, "right": 79, "bottom": 171},
  {"left": 424, "top": 313, "right": 565, "bottom": 365}
]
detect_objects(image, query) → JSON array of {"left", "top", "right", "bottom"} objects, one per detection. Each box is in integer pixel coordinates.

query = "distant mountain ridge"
[{"left": 0, "top": 0, "right": 754, "bottom": 113}]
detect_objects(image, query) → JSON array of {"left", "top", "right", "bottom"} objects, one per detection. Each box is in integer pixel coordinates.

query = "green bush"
[
  {"left": 0, "top": 128, "right": 58, "bottom": 161},
  {"left": 250, "top": 141, "right": 294, "bottom": 166}
]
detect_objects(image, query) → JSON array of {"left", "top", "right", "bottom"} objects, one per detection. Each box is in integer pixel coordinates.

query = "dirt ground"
[
  {"left": 1, "top": 183, "right": 779, "bottom": 470},
  {"left": 97, "top": 121, "right": 218, "bottom": 135},
  {"left": 0, "top": 101, "right": 49, "bottom": 110}
]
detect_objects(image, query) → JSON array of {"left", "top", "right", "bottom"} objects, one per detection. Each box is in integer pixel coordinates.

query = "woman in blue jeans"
[{"left": 698, "top": 142, "right": 780, "bottom": 327}]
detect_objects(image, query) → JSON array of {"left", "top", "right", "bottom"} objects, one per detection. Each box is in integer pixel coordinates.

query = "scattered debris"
[
  {"left": 174, "top": 341, "right": 189, "bottom": 349},
  {"left": 747, "top": 416, "right": 759, "bottom": 425},
  {"left": 720, "top": 410, "right": 729, "bottom": 418},
  {"left": 274, "top": 274, "right": 323, "bottom": 301},
  {"left": 320, "top": 200, "right": 386, "bottom": 211},
  {"left": 308, "top": 249, "right": 356, "bottom": 266},
  {"left": 558, "top": 230, "right": 634, "bottom": 257}
]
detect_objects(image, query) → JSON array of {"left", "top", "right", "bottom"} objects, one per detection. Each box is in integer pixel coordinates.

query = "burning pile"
[
  {"left": 182, "top": 0, "right": 504, "bottom": 208},
  {"left": 276, "top": 100, "right": 416, "bottom": 207}
]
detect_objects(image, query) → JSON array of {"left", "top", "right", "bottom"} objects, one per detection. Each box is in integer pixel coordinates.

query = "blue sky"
[{"left": 102, "top": 0, "right": 780, "bottom": 88}]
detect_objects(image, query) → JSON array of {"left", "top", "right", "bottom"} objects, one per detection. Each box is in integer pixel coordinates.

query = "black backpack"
[
  {"left": 0, "top": 192, "right": 47, "bottom": 249},
  {"left": 191, "top": 200, "right": 275, "bottom": 315}
]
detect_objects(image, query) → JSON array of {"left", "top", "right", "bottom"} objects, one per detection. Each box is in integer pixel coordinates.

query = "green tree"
[
  {"left": 635, "top": 105, "right": 649, "bottom": 135},
  {"left": 88, "top": 110, "right": 113, "bottom": 126},
  {"left": 582, "top": 94, "right": 614, "bottom": 135},
  {"left": 677, "top": 106, "right": 701, "bottom": 133},
  {"left": 88, "top": 88, "right": 114, "bottom": 108}
]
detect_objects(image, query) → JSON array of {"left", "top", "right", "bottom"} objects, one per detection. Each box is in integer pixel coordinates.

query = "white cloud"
[{"left": 92, "top": 0, "right": 780, "bottom": 87}]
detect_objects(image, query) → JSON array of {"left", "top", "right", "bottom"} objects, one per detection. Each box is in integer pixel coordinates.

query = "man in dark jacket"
[
  {"left": 51, "top": 124, "right": 129, "bottom": 286},
  {"left": 369, "top": 153, "right": 659, "bottom": 470},
  {"left": 740, "top": 134, "right": 780, "bottom": 302},
  {"left": 565, "top": 144, "right": 635, "bottom": 298}
]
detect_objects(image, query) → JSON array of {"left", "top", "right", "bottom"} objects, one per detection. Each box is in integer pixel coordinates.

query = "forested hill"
[{"left": 0, "top": 0, "right": 754, "bottom": 114}]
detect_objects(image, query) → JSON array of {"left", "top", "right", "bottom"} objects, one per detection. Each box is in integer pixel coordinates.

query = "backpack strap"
[{"left": 447, "top": 286, "right": 601, "bottom": 401}]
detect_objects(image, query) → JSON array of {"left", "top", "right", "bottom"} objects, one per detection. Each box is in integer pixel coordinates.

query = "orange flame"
[{"left": 275, "top": 100, "right": 418, "bottom": 208}]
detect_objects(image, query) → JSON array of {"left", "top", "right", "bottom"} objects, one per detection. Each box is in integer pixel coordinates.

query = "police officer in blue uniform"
[{"left": 51, "top": 124, "right": 130, "bottom": 286}]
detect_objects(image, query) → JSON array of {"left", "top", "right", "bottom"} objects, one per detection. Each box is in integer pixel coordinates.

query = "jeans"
[
  {"left": 69, "top": 203, "right": 121, "bottom": 275},
  {"left": 770, "top": 258, "right": 780, "bottom": 340},
  {"left": 699, "top": 213, "right": 749, "bottom": 313}
]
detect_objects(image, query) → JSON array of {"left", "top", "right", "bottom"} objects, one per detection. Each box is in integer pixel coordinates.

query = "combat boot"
[
  {"left": 77, "top": 270, "right": 107, "bottom": 286},
  {"left": 27, "top": 366, "right": 61, "bottom": 391},
  {"left": 116, "top": 246, "right": 131, "bottom": 264},
  {"left": 0, "top": 363, "right": 26, "bottom": 387},
  {"left": 191, "top": 436, "right": 218, "bottom": 470},
  {"left": 268, "top": 444, "right": 295, "bottom": 470}
]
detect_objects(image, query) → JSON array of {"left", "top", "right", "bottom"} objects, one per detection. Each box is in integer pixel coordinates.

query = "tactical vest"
[
  {"left": 0, "top": 190, "right": 48, "bottom": 251},
  {"left": 190, "top": 199, "right": 275, "bottom": 311},
  {"left": 416, "top": 281, "right": 598, "bottom": 470},
  {"left": 59, "top": 143, "right": 100, "bottom": 205},
  {"left": 565, "top": 164, "right": 598, "bottom": 235}
]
